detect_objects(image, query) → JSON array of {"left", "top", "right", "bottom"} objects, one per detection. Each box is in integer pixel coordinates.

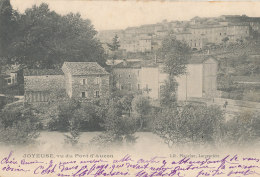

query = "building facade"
[
  {"left": 24, "top": 69, "right": 65, "bottom": 103},
  {"left": 113, "top": 60, "right": 168, "bottom": 99},
  {"left": 176, "top": 56, "right": 218, "bottom": 101},
  {"left": 24, "top": 62, "right": 109, "bottom": 103},
  {"left": 62, "top": 62, "right": 110, "bottom": 100},
  {"left": 113, "top": 56, "right": 218, "bottom": 101}
]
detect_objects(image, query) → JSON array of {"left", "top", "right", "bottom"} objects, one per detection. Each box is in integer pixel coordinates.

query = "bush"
[
  {"left": 223, "top": 111, "right": 260, "bottom": 146},
  {"left": 91, "top": 116, "right": 138, "bottom": 147},
  {"left": 153, "top": 103, "right": 224, "bottom": 147},
  {"left": 91, "top": 100, "right": 138, "bottom": 147},
  {"left": 0, "top": 104, "right": 40, "bottom": 145},
  {"left": 132, "top": 95, "right": 151, "bottom": 130}
]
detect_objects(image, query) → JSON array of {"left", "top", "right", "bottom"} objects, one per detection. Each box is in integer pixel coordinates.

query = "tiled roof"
[
  {"left": 114, "top": 60, "right": 159, "bottom": 68},
  {"left": 23, "top": 69, "right": 63, "bottom": 76},
  {"left": 189, "top": 55, "right": 217, "bottom": 64},
  {"left": 114, "top": 61, "right": 142, "bottom": 68},
  {"left": 63, "top": 62, "right": 109, "bottom": 75}
]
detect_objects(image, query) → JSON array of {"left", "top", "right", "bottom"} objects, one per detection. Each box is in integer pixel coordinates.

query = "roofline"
[
  {"left": 70, "top": 73, "right": 110, "bottom": 76},
  {"left": 24, "top": 74, "right": 64, "bottom": 76}
]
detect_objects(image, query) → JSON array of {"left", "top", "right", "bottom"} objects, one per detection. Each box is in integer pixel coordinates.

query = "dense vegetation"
[
  {"left": 0, "top": 0, "right": 106, "bottom": 69},
  {"left": 0, "top": 102, "right": 40, "bottom": 145}
]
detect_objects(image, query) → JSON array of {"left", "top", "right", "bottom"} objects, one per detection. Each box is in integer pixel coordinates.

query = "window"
[
  {"left": 129, "top": 74, "right": 131, "bottom": 78},
  {"left": 81, "top": 78, "right": 87, "bottom": 85},
  {"left": 128, "top": 84, "right": 132, "bottom": 91},
  {"left": 7, "top": 79, "right": 11, "bottom": 84},
  {"left": 138, "top": 84, "right": 140, "bottom": 90},
  {"left": 82, "top": 92, "right": 86, "bottom": 98},
  {"left": 121, "top": 85, "right": 124, "bottom": 90},
  {"left": 95, "top": 77, "right": 101, "bottom": 85},
  {"left": 118, "top": 74, "right": 121, "bottom": 78},
  {"left": 82, "top": 79, "right": 86, "bottom": 85},
  {"left": 95, "top": 91, "right": 100, "bottom": 98}
]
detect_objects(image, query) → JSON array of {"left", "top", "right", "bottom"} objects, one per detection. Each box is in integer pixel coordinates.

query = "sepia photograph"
[{"left": 0, "top": 0, "right": 259, "bottom": 177}]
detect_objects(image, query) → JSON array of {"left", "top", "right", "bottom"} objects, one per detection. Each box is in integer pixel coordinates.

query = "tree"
[
  {"left": 107, "top": 34, "right": 120, "bottom": 61},
  {"left": 119, "top": 94, "right": 134, "bottom": 116},
  {"left": 160, "top": 76, "right": 178, "bottom": 108},
  {"left": 222, "top": 37, "right": 229, "bottom": 46},
  {"left": 107, "top": 34, "right": 120, "bottom": 52},
  {"left": 91, "top": 100, "right": 138, "bottom": 147},
  {"left": 224, "top": 111, "right": 260, "bottom": 147},
  {"left": 153, "top": 104, "right": 225, "bottom": 147},
  {"left": 9, "top": 3, "right": 106, "bottom": 68},
  {"left": 0, "top": 103, "right": 40, "bottom": 145},
  {"left": 0, "top": 0, "right": 18, "bottom": 59},
  {"left": 157, "top": 34, "right": 191, "bottom": 76},
  {"left": 132, "top": 96, "right": 151, "bottom": 130}
]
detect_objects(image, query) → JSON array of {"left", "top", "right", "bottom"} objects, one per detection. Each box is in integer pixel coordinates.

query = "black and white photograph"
[{"left": 0, "top": 0, "right": 259, "bottom": 177}]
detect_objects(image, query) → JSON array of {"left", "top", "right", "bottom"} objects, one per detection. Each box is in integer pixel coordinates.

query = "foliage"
[
  {"left": 153, "top": 104, "right": 225, "bottom": 147},
  {"left": 160, "top": 76, "right": 178, "bottom": 108},
  {"left": 157, "top": 34, "right": 191, "bottom": 76},
  {"left": 107, "top": 35, "right": 120, "bottom": 52},
  {"left": 131, "top": 95, "right": 151, "bottom": 130},
  {"left": 45, "top": 99, "right": 104, "bottom": 131},
  {"left": 223, "top": 111, "right": 260, "bottom": 146},
  {"left": 91, "top": 116, "right": 138, "bottom": 147},
  {"left": 35, "top": 91, "right": 107, "bottom": 132},
  {"left": 64, "top": 114, "right": 81, "bottom": 146},
  {"left": 0, "top": 96, "right": 5, "bottom": 110},
  {"left": 242, "top": 89, "right": 260, "bottom": 102},
  {"left": 0, "top": 0, "right": 18, "bottom": 58},
  {"left": 222, "top": 37, "right": 229, "bottom": 43},
  {"left": 118, "top": 94, "right": 134, "bottom": 116},
  {"left": 1, "top": 3, "right": 106, "bottom": 68},
  {"left": 107, "top": 34, "right": 120, "bottom": 62},
  {"left": 0, "top": 103, "right": 40, "bottom": 145},
  {"left": 91, "top": 99, "right": 138, "bottom": 147}
]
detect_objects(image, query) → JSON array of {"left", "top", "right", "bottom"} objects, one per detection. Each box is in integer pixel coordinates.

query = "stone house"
[
  {"left": 62, "top": 62, "right": 110, "bottom": 100},
  {"left": 113, "top": 60, "right": 168, "bottom": 99},
  {"left": 24, "top": 69, "right": 65, "bottom": 103},
  {"left": 24, "top": 62, "right": 109, "bottom": 103}
]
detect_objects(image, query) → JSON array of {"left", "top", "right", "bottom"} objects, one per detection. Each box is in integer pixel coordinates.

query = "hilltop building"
[{"left": 98, "top": 15, "right": 258, "bottom": 53}]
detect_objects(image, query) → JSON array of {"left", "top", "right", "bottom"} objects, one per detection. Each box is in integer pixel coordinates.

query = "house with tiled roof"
[
  {"left": 112, "top": 59, "right": 168, "bottom": 99},
  {"left": 23, "top": 62, "right": 109, "bottom": 103},
  {"left": 62, "top": 62, "right": 110, "bottom": 99},
  {"left": 24, "top": 69, "right": 65, "bottom": 102}
]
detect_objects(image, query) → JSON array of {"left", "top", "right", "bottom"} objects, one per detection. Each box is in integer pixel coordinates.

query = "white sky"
[{"left": 10, "top": 0, "right": 260, "bottom": 31}]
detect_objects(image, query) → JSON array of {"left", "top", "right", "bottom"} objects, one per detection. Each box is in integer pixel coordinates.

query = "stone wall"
[
  {"left": 113, "top": 68, "right": 141, "bottom": 92},
  {"left": 71, "top": 75, "right": 110, "bottom": 99},
  {"left": 24, "top": 75, "right": 65, "bottom": 102}
]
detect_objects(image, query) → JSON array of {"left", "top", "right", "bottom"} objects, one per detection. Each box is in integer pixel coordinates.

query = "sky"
[{"left": 10, "top": 0, "right": 260, "bottom": 31}]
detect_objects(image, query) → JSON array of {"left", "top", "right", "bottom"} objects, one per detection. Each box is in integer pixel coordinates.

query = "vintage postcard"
[{"left": 0, "top": 0, "right": 259, "bottom": 177}]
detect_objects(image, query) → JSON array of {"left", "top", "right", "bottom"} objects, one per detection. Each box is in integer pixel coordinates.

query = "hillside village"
[
  {"left": 1, "top": 15, "right": 260, "bottom": 110},
  {"left": 0, "top": 0, "right": 259, "bottom": 149},
  {"left": 98, "top": 15, "right": 260, "bottom": 54}
]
